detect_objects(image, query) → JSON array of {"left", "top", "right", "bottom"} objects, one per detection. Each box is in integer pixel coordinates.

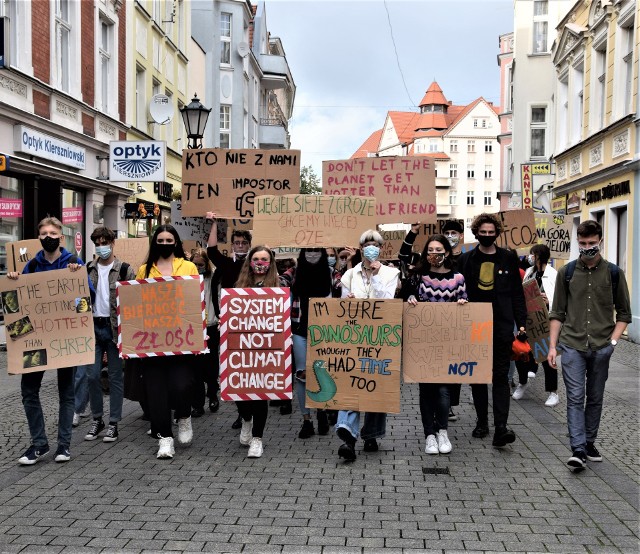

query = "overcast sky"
[{"left": 266, "top": 0, "right": 514, "bottom": 178}]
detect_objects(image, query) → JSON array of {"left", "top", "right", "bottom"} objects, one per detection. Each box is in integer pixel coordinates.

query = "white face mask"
[
  {"left": 527, "top": 254, "right": 535, "bottom": 266},
  {"left": 304, "top": 251, "right": 322, "bottom": 264}
]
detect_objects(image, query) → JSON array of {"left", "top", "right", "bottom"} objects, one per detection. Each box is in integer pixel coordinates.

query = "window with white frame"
[
  {"left": 135, "top": 66, "right": 146, "bottom": 130},
  {"left": 506, "top": 146, "right": 513, "bottom": 191},
  {"left": 532, "top": 0, "right": 548, "bottom": 54},
  {"left": 152, "top": 0, "right": 161, "bottom": 23},
  {"left": 429, "top": 139, "right": 438, "bottom": 152},
  {"left": 485, "top": 141, "right": 493, "bottom": 153},
  {"left": 177, "top": 0, "right": 185, "bottom": 51},
  {"left": 473, "top": 118, "right": 478, "bottom": 128},
  {"left": 450, "top": 140, "right": 458, "bottom": 153},
  {"left": 220, "top": 105, "right": 231, "bottom": 148},
  {"left": 557, "top": 73, "right": 569, "bottom": 149},
  {"left": 592, "top": 39, "right": 606, "bottom": 130},
  {"left": 484, "top": 166, "right": 492, "bottom": 179},
  {"left": 177, "top": 100, "right": 186, "bottom": 147},
  {"left": 165, "top": 89, "right": 174, "bottom": 149},
  {"left": 467, "top": 191, "right": 475, "bottom": 206},
  {"left": 55, "top": 0, "right": 72, "bottom": 92},
  {"left": 220, "top": 13, "right": 232, "bottom": 65},
  {"left": 484, "top": 192, "right": 492, "bottom": 206},
  {"left": 152, "top": 80, "right": 161, "bottom": 139},
  {"left": 467, "top": 140, "right": 475, "bottom": 153},
  {"left": 571, "top": 62, "right": 584, "bottom": 144},
  {"left": 467, "top": 165, "right": 475, "bottom": 179},
  {"left": 507, "top": 65, "right": 514, "bottom": 111},
  {"left": 449, "top": 164, "right": 458, "bottom": 178},
  {"left": 98, "top": 17, "right": 114, "bottom": 114},
  {"left": 449, "top": 191, "right": 457, "bottom": 205},
  {"left": 530, "top": 106, "right": 546, "bottom": 158},
  {"left": 620, "top": 20, "right": 634, "bottom": 115}
]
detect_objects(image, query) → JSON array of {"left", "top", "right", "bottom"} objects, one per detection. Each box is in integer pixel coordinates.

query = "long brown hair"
[{"left": 235, "top": 245, "right": 279, "bottom": 287}]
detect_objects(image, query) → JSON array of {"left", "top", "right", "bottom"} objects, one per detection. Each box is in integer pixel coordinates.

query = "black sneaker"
[
  {"left": 448, "top": 409, "right": 458, "bottom": 422},
  {"left": 231, "top": 416, "right": 243, "bottom": 430},
  {"left": 363, "top": 439, "right": 379, "bottom": 452},
  {"left": 472, "top": 422, "right": 489, "bottom": 438},
  {"left": 54, "top": 445, "right": 71, "bottom": 463},
  {"left": 298, "top": 420, "right": 315, "bottom": 439},
  {"left": 338, "top": 442, "right": 357, "bottom": 461},
  {"left": 84, "top": 418, "right": 105, "bottom": 441},
  {"left": 492, "top": 427, "right": 516, "bottom": 448},
  {"left": 317, "top": 410, "right": 330, "bottom": 435},
  {"left": 279, "top": 401, "right": 292, "bottom": 415},
  {"left": 209, "top": 399, "right": 220, "bottom": 413},
  {"left": 567, "top": 450, "right": 587, "bottom": 472},
  {"left": 191, "top": 407, "right": 205, "bottom": 418},
  {"left": 18, "top": 444, "right": 50, "bottom": 465},
  {"left": 586, "top": 442, "right": 603, "bottom": 462},
  {"left": 103, "top": 423, "right": 118, "bottom": 443}
]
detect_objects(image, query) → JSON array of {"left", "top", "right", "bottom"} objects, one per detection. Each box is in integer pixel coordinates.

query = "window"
[
  {"left": 532, "top": 1, "right": 548, "bottom": 53},
  {"left": 473, "top": 118, "right": 478, "bottom": 128},
  {"left": 485, "top": 141, "right": 493, "bottom": 153},
  {"left": 592, "top": 41, "right": 606, "bottom": 129},
  {"left": 450, "top": 140, "right": 458, "bottom": 153},
  {"left": 448, "top": 191, "right": 457, "bottom": 205},
  {"left": 449, "top": 164, "right": 458, "bottom": 178},
  {"left": 621, "top": 23, "right": 634, "bottom": 115},
  {"left": 220, "top": 13, "right": 231, "bottom": 64},
  {"left": 467, "top": 191, "right": 475, "bottom": 206},
  {"left": 530, "top": 106, "right": 546, "bottom": 158},
  {"left": 467, "top": 140, "right": 475, "bottom": 153},
  {"left": 467, "top": 165, "right": 475, "bottom": 179},
  {"left": 484, "top": 192, "right": 492, "bottom": 206},
  {"left": 507, "top": 65, "right": 514, "bottom": 112},
  {"left": 165, "top": 89, "right": 174, "bottom": 149},
  {"left": 152, "top": 80, "right": 161, "bottom": 139},
  {"left": 484, "top": 166, "right": 492, "bottom": 179},
  {"left": 135, "top": 66, "right": 146, "bottom": 130},
  {"left": 557, "top": 73, "right": 569, "bottom": 149},
  {"left": 55, "top": 0, "right": 71, "bottom": 92},
  {"left": 429, "top": 139, "right": 438, "bottom": 152},
  {"left": 571, "top": 63, "right": 584, "bottom": 144},
  {"left": 177, "top": 0, "right": 185, "bottom": 51},
  {"left": 220, "top": 105, "right": 230, "bottom": 148},
  {"left": 506, "top": 146, "right": 513, "bottom": 192},
  {"left": 98, "top": 18, "right": 113, "bottom": 113}
]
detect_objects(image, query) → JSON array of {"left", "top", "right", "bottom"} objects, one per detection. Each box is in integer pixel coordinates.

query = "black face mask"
[
  {"left": 477, "top": 235, "right": 497, "bottom": 248},
  {"left": 157, "top": 244, "right": 175, "bottom": 259},
  {"left": 40, "top": 236, "right": 60, "bottom": 253}
]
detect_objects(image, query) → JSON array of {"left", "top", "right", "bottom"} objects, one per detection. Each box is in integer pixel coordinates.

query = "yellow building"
[
  {"left": 550, "top": 0, "right": 637, "bottom": 295},
  {"left": 124, "top": 0, "right": 192, "bottom": 236}
]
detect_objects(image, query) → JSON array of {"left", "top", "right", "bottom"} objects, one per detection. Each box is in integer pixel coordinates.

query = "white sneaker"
[
  {"left": 512, "top": 383, "right": 528, "bottom": 400},
  {"left": 72, "top": 413, "right": 81, "bottom": 427},
  {"left": 545, "top": 392, "right": 559, "bottom": 407},
  {"left": 437, "top": 430, "right": 452, "bottom": 454},
  {"left": 425, "top": 434, "right": 439, "bottom": 454},
  {"left": 239, "top": 419, "right": 253, "bottom": 446},
  {"left": 247, "top": 437, "right": 263, "bottom": 458},
  {"left": 157, "top": 436, "right": 175, "bottom": 459},
  {"left": 177, "top": 417, "right": 193, "bottom": 445},
  {"left": 527, "top": 371, "right": 536, "bottom": 379}
]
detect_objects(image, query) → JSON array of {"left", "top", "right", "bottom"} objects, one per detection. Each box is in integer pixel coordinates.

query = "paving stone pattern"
[{"left": 0, "top": 343, "right": 638, "bottom": 553}]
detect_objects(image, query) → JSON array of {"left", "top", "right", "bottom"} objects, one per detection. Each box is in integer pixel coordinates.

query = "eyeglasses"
[{"left": 233, "top": 241, "right": 249, "bottom": 246}]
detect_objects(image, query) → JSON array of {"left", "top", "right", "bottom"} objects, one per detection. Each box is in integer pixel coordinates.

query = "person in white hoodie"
[{"left": 514, "top": 244, "right": 559, "bottom": 407}]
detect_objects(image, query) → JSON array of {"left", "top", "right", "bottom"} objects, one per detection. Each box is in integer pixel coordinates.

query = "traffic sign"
[{"left": 74, "top": 231, "right": 82, "bottom": 255}]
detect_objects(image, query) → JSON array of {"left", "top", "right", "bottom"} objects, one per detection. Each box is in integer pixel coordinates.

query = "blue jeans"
[
  {"left": 74, "top": 364, "right": 89, "bottom": 414},
  {"left": 21, "top": 367, "right": 74, "bottom": 448},
  {"left": 419, "top": 383, "right": 450, "bottom": 437},
  {"left": 336, "top": 410, "right": 386, "bottom": 441},
  {"left": 560, "top": 343, "right": 613, "bottom": 452},
  {"left": 293, "top": 334, "right": 310, "bottom": 416},
  {"left": 88, "top": 324, "right": 124, "bottom": 423}
]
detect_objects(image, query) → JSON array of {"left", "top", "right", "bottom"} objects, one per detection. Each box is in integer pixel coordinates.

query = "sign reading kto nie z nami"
[{"left": 109, "top": 141, "right": 167, "bottom": 182}]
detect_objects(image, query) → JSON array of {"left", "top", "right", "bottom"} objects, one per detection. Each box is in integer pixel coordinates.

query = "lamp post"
[{"left": 180, "top": 94, "right": 211, "bottom": 149}]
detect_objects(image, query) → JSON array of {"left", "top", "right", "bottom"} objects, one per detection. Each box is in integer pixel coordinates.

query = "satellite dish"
[
  {"left": 149, "top": 94, "right": 173, "bottom": 125},
  {"left": 237, "top": 42, "right": 250, "bottom": 58}
]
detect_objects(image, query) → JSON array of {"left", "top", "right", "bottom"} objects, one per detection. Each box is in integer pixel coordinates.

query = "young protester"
[
  {"left": 190, "top": 248, "right": 220, "bottom": 416},
  {"left": 234, "top": 245, "right": 281, "bottom": 458},
  {"left": 548, "top": 220, "right": 631, "bottom": 472},
  {"left": 136, "top": 224, "right": 199, "bottom": 459},
  {"left": 334, "top": 230, "right": 400, "bottom": 461},
  {"left": 83, "top": 227, "right": 136, "bottom": 443},
  {"left": 9, "top": 216, "right": 94, "bottom": 465},
  {"left": 405, "top": 234, "right": 468, "bottom": 455},
  {"left": 325, "top": 247, "right": 344, "bottom": 298}
]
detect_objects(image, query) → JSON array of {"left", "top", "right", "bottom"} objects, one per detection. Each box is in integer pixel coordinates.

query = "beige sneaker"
[
  {"left": 157, "top": 437, "right": 175, "bottom": 459},
  {"left": 239, "top": 419, "right": 252, "bottom": 446},
  {"left": 247, "top": 437, "right": 263, "bottom": 458},
  {"left": 177, "top": 417, "right": 193, "bottom": 445}
]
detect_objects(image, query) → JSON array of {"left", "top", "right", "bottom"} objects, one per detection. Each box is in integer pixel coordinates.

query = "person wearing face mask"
[
  {"left": 457, "top": 213, "right": 527, "bottom": 449},
  {"left": 82, "top": 227, "right": 136, "bottom": 444},
  {"left": 548, "top": 220, "right": 631, "bottom": 472},
  {"left": 136, "top": 225, "right": 199, "bottom": 459},
  {"left": 334, "top": 230, "right": 400, "bottom": 461},
  {"left": 406, "top": 235, "right": 468, "bottom": 455},
  {"left": 8, "top": 216, "right": 95, "bottom": 466},
  {"left": 325, "top": 247, "right": 344, "bottom": 298}
]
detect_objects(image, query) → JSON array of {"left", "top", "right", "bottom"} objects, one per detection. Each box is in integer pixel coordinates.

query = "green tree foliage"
[{"left": 300, "top": 165, "right": 322, "bottom": 195}]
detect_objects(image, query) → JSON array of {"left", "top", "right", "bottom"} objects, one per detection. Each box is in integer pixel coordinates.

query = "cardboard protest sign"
[
  {"left": 305, "top": 298, "right": 402, "bottom": 413},
  {"left": 218, "top": 287, "right": 292, "bottom": 401},
  {"left": 403, "top": 302, "right": 493, "bottom": 384},
  {"left": 495, "top": 209, "right": 537, "bottom": 250},
  {"left": 252, "top": 194, "right": 376, "bottom": 248},
  {"left": 181, "top": 148, "right": 301, "bottom": 217},
  {"left": 116, "top": 276, "right": 206, "bottom": 358},
  {"left": 523, "top": 279, "right": 551, "bottom": 363},
  {"left": 323, "top": 156, "right": 437, "bottom": 224},
  {"left": 6, "top": 239, "right": 42, "bottom": 273},
  {"left": 534, "top": 213, "right": 571, "bottom": 260},
  {"left": 0, "top": 267, "right": 96, "bottom": 374},
  {"left": 379, "top": 219, "right": 465, "bottom": 260},
  {"left": 272, "top": 247, "right": 302, "bottom": 260},
  {"left": 112, "top": 238, "right": 149, "bottom": 274}
]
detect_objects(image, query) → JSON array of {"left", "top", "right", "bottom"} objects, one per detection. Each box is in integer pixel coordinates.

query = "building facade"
[
  {"left": 497, "top": 31, "right": 514, "bottom": 211},
  {"left": 0, "top": 0, "right": 129, "bottom": 266}
]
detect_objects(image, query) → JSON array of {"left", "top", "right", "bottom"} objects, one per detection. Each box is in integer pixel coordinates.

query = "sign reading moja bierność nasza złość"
[
  {"left": 305, "top": 298, "right": 402, "bottom": 413},
  {"left": 0, "top": 267, "right": 96, "bottom": 374},
  {"left": 523, "top": 279, "right": 552, "bottom": 364}
]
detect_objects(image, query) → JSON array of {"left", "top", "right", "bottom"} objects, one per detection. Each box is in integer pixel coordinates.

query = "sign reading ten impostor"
[{"left": 109, "top": 141, "right": 167, "bottom": 183}]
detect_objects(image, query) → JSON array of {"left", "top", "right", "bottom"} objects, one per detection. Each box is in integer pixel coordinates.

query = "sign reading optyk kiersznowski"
[{"left": 181, "top": 148, "right": 301, "bottom": 218}]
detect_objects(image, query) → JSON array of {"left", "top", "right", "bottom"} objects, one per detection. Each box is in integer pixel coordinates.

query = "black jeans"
[
  {"left": 419, "top": 383, "right": 450, "bottom": 437},
  {"left": 471, "top": 338, "right": 513, "bottom": 428},
  {"left": 192, "top": 326, "right": 220, "bottom": 409},
  {"left": 236, "top": 400, "right": 268, "bottom": 438},
  {"left": 519, "top": 357, "right": 557, "bottom": 391},
  {"left": 143, "top": 357, "right": 194, "bottom": 438}
]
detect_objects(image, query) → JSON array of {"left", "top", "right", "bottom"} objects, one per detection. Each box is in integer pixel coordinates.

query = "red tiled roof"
[
  {"left": 387, "top": 111, "right": 421, "bottom": 145},
  {"left": 351, "top": 129, "right": 383, "bottom": 159},
  {"left": 414, "top": 129, "right": 444, "bottom": 138},
  {"left": 419, "top": 81, "right": 449, "bottom": 106},
  {"left": 415, "top": 112, "right": 449, "bottom": 130},
  {"left": 446, "top": 98, "right": 484, "bottom": 133},
  {"left": 408, "top": 147, "right": 450, "bottom": 160}
]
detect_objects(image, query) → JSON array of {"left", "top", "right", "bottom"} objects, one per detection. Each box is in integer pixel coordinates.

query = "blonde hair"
[{"left": 37, "top": 216, "right": 63, "bottom": 232}]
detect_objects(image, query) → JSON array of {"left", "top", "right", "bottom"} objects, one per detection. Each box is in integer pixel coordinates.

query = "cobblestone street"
[{"left": 0, "top": 341, "right": 638, "bottom": 553}]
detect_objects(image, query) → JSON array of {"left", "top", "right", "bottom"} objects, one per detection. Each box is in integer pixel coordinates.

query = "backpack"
[
  {"left": 564, "top": 259, "right": 619, "bottom": 303},
  {"left": 87, "top": 260, "right": 131, "bottom": 280},
  {"left": 27, "top": 254, "right": 78, "bottom": 273}
]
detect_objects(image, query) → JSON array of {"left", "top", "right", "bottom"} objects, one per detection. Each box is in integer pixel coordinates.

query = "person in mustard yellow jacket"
[{"left": 135, "top": 224, "right": 199, "bottom": 459}]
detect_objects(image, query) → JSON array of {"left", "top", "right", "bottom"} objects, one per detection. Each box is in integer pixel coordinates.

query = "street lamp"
[{"left": 180, "top": 94, "right": 211, "bottom": 149}]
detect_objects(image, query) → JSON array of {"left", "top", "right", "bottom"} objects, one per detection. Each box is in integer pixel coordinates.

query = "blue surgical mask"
[
  {"left": 362, "top": 245, "right": 380, "bottom": 262},
  {"left": 327, "top": 256, "right": 336, "bottom": 268},
  {"left": 95, "top": 245, "right": 112, "bottom": 260}
]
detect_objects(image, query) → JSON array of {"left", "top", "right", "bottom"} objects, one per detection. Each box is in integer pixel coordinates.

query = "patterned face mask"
[
  {"left": 427, "top": 253, "right": 445, "bottom": 267},
  {"left": 579, "top": 243, "right": 600, "bottom": 259},
  {"left": 250, "top": 260, "right": 270, "bottom": 274}
]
